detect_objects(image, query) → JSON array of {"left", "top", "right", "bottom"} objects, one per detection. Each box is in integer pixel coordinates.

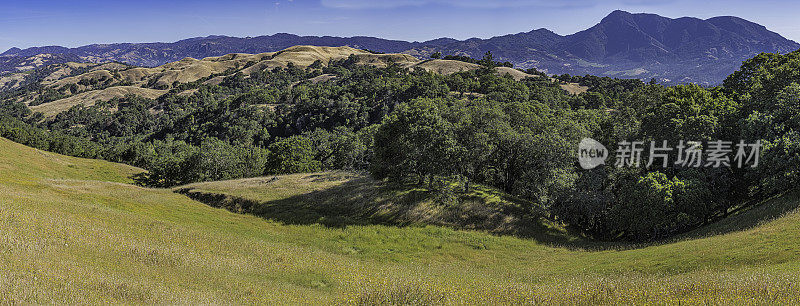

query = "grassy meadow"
[{"left": 2, "top": 136, "right": 800, "bottom": 304}]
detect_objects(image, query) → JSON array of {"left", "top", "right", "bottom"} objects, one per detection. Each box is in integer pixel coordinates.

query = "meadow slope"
[{"left": 2, "top": 137, "right": 800, "bottom": 304}]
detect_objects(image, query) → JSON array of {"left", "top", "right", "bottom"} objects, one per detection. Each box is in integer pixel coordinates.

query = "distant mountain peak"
[
  {"left": 603, "top": 9, "right": 633, "bottom": 20},
  {"left": 530, "top": 28, "right": 557, "bottom": 35},
  {"left": 1, "top": 47, "right": 22, "bottom": 57}
]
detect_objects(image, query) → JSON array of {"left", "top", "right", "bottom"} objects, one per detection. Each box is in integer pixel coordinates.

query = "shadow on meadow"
[
  {"left": 173, "top": 172, "right": 800, "bottom": 251},
  {"left": 174, "top": 172, "right": 591, "bottom": 247},
  {"left": 674, "top": 190, "right": 800, "bottom": 240}
]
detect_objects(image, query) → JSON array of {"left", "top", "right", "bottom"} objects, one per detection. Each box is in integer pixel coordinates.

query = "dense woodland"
[{"left": 1, "top": 50, "right": 799, "bottom": 241}]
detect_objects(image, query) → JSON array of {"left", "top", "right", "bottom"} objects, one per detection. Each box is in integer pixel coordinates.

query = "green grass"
[{"left": 2, "top": 137, "right": 800, "bottom": 304}]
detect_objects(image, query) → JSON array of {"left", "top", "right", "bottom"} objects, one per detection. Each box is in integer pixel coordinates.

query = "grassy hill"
[{"left": 2, "top": 137, "right": 800, "bottom": 303}]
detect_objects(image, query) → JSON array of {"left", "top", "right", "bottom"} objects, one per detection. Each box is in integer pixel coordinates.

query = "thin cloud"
[
  {"left": 320, "top": 0, "right": 594, "bottom": 9},
  {"left": 620, "top": 0, "right": 678, "bottom": 5}
]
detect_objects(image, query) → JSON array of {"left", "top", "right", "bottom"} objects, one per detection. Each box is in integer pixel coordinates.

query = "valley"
[{"left": 2, "top": 5, "right": 800, "bottom": 303}]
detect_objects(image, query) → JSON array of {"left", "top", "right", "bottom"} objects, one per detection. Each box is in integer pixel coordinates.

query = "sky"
[{"left": 1, "top": 0, "right": 799, "bottom": 52}]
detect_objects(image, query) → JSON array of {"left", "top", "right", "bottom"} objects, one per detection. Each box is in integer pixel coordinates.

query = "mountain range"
[{"left": 2, "top": 10, "right": 798, "bottom": 85}]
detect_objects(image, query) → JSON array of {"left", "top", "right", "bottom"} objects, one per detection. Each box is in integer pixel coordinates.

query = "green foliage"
[
  {"left": 723, "top": 50, "right": 800, "bottom": 112},
  {"left": 741, "top": 83, "right": 800, "bottom": 194},
  {"left": 640, "top": 84, "right": 738, "bottom": 142},
  {"left": 0, "top": 115, "right": 102, "bottom": 159},
  {"left": 131, "top": 137, "right": 269, "bottom": 187},
  {"left": 305, "top": 127, "right": 372, "bottom": 170},
  {"left": 441, "top": 53, "right": 513, "bottom": 68},
  {"left": 266, "top": 135, "right": 321, "bottom": 174},
  {"left": 372, "top": 97, "right": 585, "bottom": 214},
  {"left": 609, "top": 171, "right": 716, "bottom": 240},
  {"left": 372, "top": 98, "right": 458, "bottom": 182}
]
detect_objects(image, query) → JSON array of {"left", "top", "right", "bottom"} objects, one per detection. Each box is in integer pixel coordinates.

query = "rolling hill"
[
  {"left": 2, "top": 136, "right": 800, "bottom": 303},
  {"left": 2, "top": 11, "right": 797, "bottom": 85},
  {"left": 2, "top": 45, "right": 568, "bottom": 117}
]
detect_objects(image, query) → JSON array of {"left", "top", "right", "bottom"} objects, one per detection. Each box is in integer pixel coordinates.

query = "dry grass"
[
  {"left": 0, "top": 73, "right": 26, "bottom": 90},
  {"left": 345, "top": 268, "right": 800, "bottom": 304},
  {"left": 30, "top": 86, "right": 168, "bottom": 117},
  {"left": 50, "top": 70, "right": 115, "bottom": 89},
  {"left": 40, "top": 63, "right": 95, "bottom": 84},
  {"left": 494, "top": 66, "right": 536, "bottom": 80},
  {"left": 560, "top": 82, "right": 589, "bottom": 95},
  {"left": 203, "top": 75, "right": 226, "bottom": 86},
  {"left": 151, "top": 57, "right": 241, "bottom": 87},
  {"left": 271, "top": 46, "right": 368, "bottom": 66},
  {"left": 307, "top": 73, "right": 338, "bottom": 84},
  {"left": 117, "top": 67, "right": 158, "bottom": 85},
  {"left": 411, "top": 60, "right": 537, "bottom": 80},
  {"left": 412, "top": 59, "right": 481, "bottom": 75}
]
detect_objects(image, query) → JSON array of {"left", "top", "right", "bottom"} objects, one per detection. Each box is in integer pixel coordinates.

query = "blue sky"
[{"left": 1, "top": 0, "right": 799, "bottom": 52}]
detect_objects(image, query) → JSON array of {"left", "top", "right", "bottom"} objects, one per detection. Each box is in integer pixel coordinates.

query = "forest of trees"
[{"left": 1, "top": 50, "right": 799, "bottom": 241}]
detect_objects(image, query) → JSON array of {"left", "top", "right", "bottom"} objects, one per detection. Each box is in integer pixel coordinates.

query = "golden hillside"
[
  {"left": 6, "top": 45, "right": 568, "bottom": 117},
  {"left": 31, "top": 86, "right": 169, "bottom": 117}
]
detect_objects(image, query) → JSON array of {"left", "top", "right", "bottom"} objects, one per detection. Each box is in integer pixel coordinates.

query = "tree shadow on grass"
[
  {"left": 174, "top": 174, "right": 605, "bottom": 249},
  {"left": 673, "top": 191, "right": 800, "bottom": 240},
  {"left": 177, "top": 176, "right": 417, "bottom": 228},
  {"left": 175, "top": 174, "right": 800, "bottom": 251},
  {"left": 580, "top": 191, "right": 800, "bottom": 251}
]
